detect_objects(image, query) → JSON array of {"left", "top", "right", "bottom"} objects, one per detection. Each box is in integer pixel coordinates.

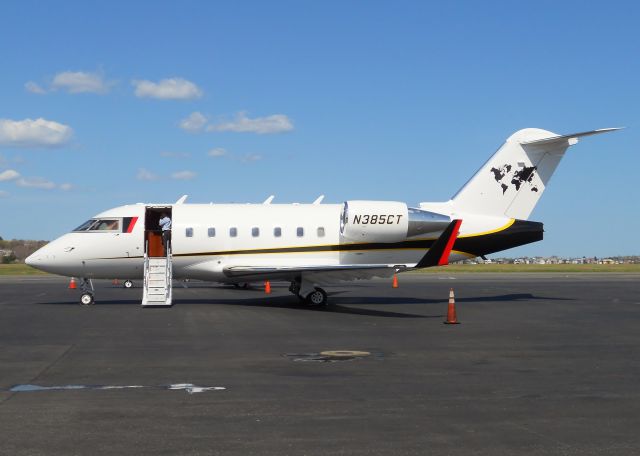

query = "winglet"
[{"left": 415, "top": 219, "right": 462, "bottom": 268}]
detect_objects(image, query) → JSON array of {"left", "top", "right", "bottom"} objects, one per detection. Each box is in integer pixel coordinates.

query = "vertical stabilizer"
[{"left": 451, "top": 128, "right": 619, "bottom": 220}]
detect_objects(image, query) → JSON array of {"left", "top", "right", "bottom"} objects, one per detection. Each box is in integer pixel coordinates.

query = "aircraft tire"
[
  {"left": 306, "top": 287, "right": 328, "bottom": 307},
  {"left": 80, "top": 293, "right": 94, "bottom": 306}
]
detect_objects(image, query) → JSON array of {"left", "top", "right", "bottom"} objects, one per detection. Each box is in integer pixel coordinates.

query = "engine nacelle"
[
  {"left": 340, "top": 200, "right": 451, "bottom": 243},
  {"left": 340, "top": 200, "right": 408, "bottom": 243}
]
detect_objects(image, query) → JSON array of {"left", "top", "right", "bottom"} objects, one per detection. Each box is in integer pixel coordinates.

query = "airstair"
[{"left": 142, "top": 244, "right": 173, "bottom": 307}]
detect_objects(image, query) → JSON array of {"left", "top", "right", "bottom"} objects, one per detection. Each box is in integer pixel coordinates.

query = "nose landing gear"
[{"left": 78, "top": 278, "right": 95, "bottom": 306}]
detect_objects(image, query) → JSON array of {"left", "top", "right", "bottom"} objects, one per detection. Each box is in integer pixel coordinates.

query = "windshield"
[{"left": 73, "top": 218, "right": 121, "bottom": 232}]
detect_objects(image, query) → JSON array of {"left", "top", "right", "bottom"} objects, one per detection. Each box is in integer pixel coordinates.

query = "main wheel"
[
  {"left": 80, "top": 293, "right": 94, "bottom": 306},
  {"left": 123, "top": 280, "right": 133, "bottom": 289},
  {"left": 306, "top": 287, "right": 328, "bottom": 307}
]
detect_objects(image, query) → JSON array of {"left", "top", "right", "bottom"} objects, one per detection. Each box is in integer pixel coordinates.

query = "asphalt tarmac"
[{"left": 1, "top": 273, "right": 639, "bottom": 455}]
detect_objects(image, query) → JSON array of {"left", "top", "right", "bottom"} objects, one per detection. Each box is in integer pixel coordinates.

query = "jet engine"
[{"left": 340, "top": 200, "right": 451, "bottom": 243}]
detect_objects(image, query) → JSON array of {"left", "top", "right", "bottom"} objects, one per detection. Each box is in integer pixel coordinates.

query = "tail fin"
[{"left": 451, "top": 128, "right": 620, "bottom": 219}]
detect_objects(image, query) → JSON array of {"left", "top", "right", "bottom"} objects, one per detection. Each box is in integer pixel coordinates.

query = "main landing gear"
[
  {"left": 289, "top": 278, "right": 329, "bottom": 307},
  {"left": 79, "top": 278, "right": 95, "bottom": 306}
]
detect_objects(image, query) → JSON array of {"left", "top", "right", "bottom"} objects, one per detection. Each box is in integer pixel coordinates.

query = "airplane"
[{"left": 26, "top": 127, "right": 619, "bottom": 307}]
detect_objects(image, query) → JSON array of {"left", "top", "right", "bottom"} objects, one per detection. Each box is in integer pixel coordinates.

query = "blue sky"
[{"left": 0, "top": 0, "right": 637, "bottom": 257}]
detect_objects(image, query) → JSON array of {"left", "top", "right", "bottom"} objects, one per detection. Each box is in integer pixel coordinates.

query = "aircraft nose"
[
  {"left": 25, "top": 253, "right": 36, "bottom": 266},
  {"left": 25, "top": 247, "right": 55, "bottom": 271}
]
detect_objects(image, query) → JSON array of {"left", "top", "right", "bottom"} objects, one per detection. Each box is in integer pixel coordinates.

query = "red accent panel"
[
  {"left": 437, "top": 219, "right": 462, "bottom": 266},
  {"left": 126, "top": 217, "right": 138, "bottom": 233}
]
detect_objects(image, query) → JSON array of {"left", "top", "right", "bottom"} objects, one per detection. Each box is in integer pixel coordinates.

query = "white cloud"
[
  {"left": 179, "top": 111, "right": 208, "bottom": 132},
  {"left": 51, "top": 70, "right": 113, "bottom": 94},
  {"left": 133, "top": 78, "right": 203, "bottom": 100},
  {"left": 25, "top": 81, "right": 46, "bottom": 94},
  {"left": 207, "top": 147, "right": 227, "bottom": 157},
  {"left": 16, "top": 177, "right": 56, "bottom": 189},
  {"left": 160, "top": 151, "right": 191, "bottom": 158},
  {"left": 0, "top": 169, "right": 20, "bottom": 181},
  {"left": 59, "top": 183, "right": 73, "bottom": 191},
  {"left": 0, "top": 190, "right": 8, "bottom": 197},
  {"left": 207, "top": 112, "right": 294, "bottom": 134},
  {"left": 241, "top": 153, "right": 262, "bottom": 163},
  {"left": 136, "top": 168, "right": 158, "bottom": 181},
  {"left": 171, "top": 170, "right": 197, "bottom": 180},
  {"left": 0, "top": 118, "right": 73, "bottom": 148}
]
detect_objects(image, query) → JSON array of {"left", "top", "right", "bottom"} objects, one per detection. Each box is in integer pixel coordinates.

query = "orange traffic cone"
[
  {"left": 112, "top": 279, "right": 120, "bottom": 286},
  {"left": 392, "top": 274, "right": 399, "bottom": 288},
  {"left": 265, "top": 280, "right": 271, "bottom": 294},
  {"left": 68, "top": 277, "right": 77, "bottom": 289},
  {"left": 443, "top": 288, "right": 460, "bottom": 324}
]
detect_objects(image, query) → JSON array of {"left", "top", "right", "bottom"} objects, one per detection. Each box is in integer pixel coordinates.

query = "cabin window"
[
  {"left": 297, "top": 227, "right": 304, "bottom": 237},
  {"left": 317, "top": 227, "right": 325, "bottom": 237},
  {"left": 274, "top": 227, "right": 282, "bottom": 237},
  {"left": 186, "top": 227, "right": 193, "bottom": 237},
  {"left": 208, "top": 227, "right": 216, "bottom": 237},
  {"left": 252, "top": 227, "right": 260, "bottom": 237},
  {"left": 230, "top": 227, "right": 237, "bottom": 237}
]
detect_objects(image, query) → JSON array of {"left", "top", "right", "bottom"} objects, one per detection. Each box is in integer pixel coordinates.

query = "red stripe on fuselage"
[{"left": 127, "top": 217, "right": 138, "bottom": 233}]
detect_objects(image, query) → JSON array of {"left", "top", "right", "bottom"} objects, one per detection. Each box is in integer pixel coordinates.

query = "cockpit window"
[
  {"left": 74, "top": 219, "right": 97, "bottom": 231},
  {"left": 93, "top": 219, "right": 120, "bottom": 231},
  {"left": 73, "top": 218, "right": 121, "bottom": 232}
]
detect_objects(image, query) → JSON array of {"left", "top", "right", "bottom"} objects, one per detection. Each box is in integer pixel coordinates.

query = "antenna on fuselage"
[
  {"left": 312, "top": 195, "right": 325, "bottom": 204},
  {"left": 175, "top": 195, "right": 188, "bottom": 204},
  {"left": 263, "top": 195, "right": 275, "bottom": 204}
]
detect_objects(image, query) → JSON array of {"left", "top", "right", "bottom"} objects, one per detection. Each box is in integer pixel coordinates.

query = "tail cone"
[
  {"left": 265, "top": 280, "right": 271, "bottom": 294},
  {"left": 68, "top": 277, "right": 77, "bottom": 290},
  {"left": 444, "top": 288, "right": 460, "bottom": 325}
]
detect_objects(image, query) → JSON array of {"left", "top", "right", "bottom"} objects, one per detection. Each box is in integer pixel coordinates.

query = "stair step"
[{"left": 143, "top": 256, "right": 173, "bottom": 307}]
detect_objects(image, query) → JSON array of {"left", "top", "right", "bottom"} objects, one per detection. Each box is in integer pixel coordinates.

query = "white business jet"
[{"left": 26, "top": 127, "right": 618, "bottom": 306}]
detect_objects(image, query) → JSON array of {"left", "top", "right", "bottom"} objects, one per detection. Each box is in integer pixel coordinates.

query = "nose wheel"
[
  {"left": 80, "top": 292, "right": 95, "bottom": 306},
  {"left": 78, "top": 278, "right": 95, "bottom": 305}
]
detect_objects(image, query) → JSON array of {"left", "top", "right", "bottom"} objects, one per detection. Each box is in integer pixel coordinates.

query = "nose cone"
[
  {"left": 25, "top": 246, "right": 52, "bottom": 271},
  {"left": 25, "top": 252, "right": 36, "bottom": 266}
]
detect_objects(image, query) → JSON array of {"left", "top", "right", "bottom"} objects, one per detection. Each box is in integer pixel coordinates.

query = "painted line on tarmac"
[{"left": 7, "top": 383, "right": 226, "bottom": 394}]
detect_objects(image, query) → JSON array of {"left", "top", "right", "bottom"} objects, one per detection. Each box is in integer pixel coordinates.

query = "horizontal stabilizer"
[
  {"left": 415, "top": 219, "right": 462, "bottom": 268},
  {"left": 520, "top": 128, "right": 621, "bottom": 146}
]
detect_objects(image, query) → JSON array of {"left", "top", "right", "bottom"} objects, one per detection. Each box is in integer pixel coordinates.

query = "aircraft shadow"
[{"left": 36, "top": 292, "right": 570, "bottom": 318}]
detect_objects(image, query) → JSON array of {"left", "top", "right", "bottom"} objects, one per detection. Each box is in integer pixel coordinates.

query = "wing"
[
  {"left": 224, "top": 263, "right": 402, "bottom": 283},
  {"left": 222, "top": 220, "right": 462, "bottom": 283}
]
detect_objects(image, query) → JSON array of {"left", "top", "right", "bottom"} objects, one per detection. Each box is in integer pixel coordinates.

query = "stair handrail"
[
  {"left": 143, "top": 240, "right": 149, "bottom": 296},
  {"left": 165, "top": 242, "right": 172, "bottom": 302}
]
